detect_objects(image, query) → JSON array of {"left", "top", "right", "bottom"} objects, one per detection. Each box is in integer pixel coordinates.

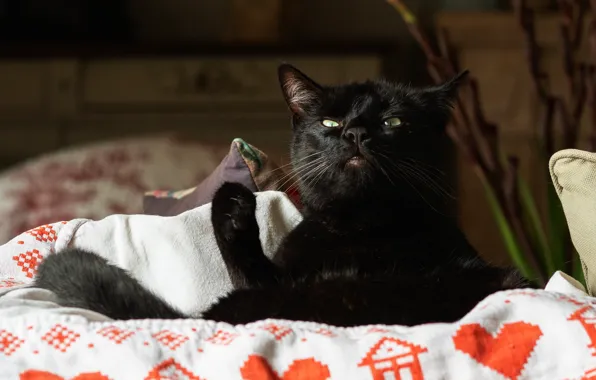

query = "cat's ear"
[
  {"left": 425, "top": 70, "right": 469, "bottom": 107},
  {"left": 278, "top": 64, "right": 323, "bottom": 116},
  {"left": 419, "top": 70, "right": 469, "bottom": 127},
  {"left": 439, "top": 70, "right": 469, "bottom": 100}
]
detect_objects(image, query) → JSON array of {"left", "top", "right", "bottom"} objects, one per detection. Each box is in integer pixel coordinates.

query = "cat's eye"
[
  {"left": 321, "top": 119, "right": 340, "bottom": 128},
  {"left": 383, "top": 117, "right": 402, "bottom": 127}
]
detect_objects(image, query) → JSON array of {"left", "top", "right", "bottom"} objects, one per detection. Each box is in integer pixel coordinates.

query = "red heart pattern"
[
  {"left": 241, "top": 355, "right": 331, "bottom": 380},
  {"left": 20, "top": 370, "right": 109, "bottom": 380},
  {"left": 453, "top": 322, "right": 543, "bottom": 380}
]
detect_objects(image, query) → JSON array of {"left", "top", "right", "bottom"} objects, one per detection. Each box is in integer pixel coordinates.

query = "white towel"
[{"left": 0, "top": 190, "right": 303, "bottom": 316}]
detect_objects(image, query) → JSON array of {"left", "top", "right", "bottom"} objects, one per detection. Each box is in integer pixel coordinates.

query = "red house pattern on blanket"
[
  {"left": 569, "top": 305, "right": 596, "bottom": 356},
  {"left": 358, "top": 337, "right": 428, "bottom": 380},
  {"left": 582, "top": 367, "right": 596, "bottom": 380}
]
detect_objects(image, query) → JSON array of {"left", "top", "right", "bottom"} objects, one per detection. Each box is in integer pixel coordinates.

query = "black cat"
[{"left": 34, "top": 64, "right": 529, "bottom": 326}]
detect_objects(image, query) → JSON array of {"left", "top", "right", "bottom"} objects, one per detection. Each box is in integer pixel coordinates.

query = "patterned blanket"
[{"left": 0, "top": 282, "right": 595, "bottom": 380}]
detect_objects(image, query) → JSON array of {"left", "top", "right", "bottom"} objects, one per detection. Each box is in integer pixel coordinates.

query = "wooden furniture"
[
  {"left": 225, "top": 0, "right": 282, "bottom": 42},
  {"left": 437, "top": 12, "right": 587, "bottom": 264},
  {"left": 0, "top": 46, "right": 384, "bottom": 168}
]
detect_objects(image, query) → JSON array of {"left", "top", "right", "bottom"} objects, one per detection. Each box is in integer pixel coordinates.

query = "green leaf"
[
  {"left": 479, "top": 176, "right": 537, "bottom": 281},
  {"left": 546, "top": 183, "right": 567, "bottom": 271},
  {"left": 530, "top": 137, "right": 566, "bottom": 273},
  {"left": 572, "top": 252, "right": 586, "bottom": 288},
  {"left": 518, "top": 178, "right": 554, "bottom": 275}
]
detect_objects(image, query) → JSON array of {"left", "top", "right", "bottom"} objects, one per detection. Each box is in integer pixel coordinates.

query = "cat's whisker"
[
  {"left": 286, "top": 157, "right": 326, "bottom": 179},
  {"left": 401, "top": 157, "right": 447, "bottom": 176},
  {"left": 292, "top": 160, "right": 330, "bottom": 194},
  {"left": 274, "top": 171, "right": 306, "bottom": 193},
  {"left": 306, "top": 162, "right": 333, "bottom": 191},
  {"left": 372, "top": 149, "right": 454, "bottom": 200},
  {"left": 401, "top": 167, "right": 453, "bottom": 201},
  {"left": 376, "top": 149, "right": 450, "bottom": 187},
  {"left": 267, "top": 162, "right": 297, "bottom": 176},
  {"left": 290, "top": 155, "right": 327, "bottom": 173},
  {"left": 399, "top": 159, "right": 452, "bottom": 188},
  {"left": 267, "top": 154, "right": 324, "bottom": 182},
  {"left": 267, "top": 151, "right": 324, "bottom": 175},
  {"left": 396, "top": 160, "right": 455, "bottom": 200},
  {"left": 271, "top": 156, "right": 327, "bottom": 190},
  {"left": 371, "top": 151, "right": 445, "bottom": 215},
  {"left": 392, "top": 165, "right": 445, "bottom": 215},
  {"left": 369, "top": 154, "right": 396, "bottom": 187},
  {"left": 275, "top": 158, "right": 327, "bottom": 192},
  {"left": 301, "top": 162, "right": 328, "bottom": 188},
  {"left": 271, "top": 170, "right": 300, "bottom": 190},
  {"left": 395, "top": 163, "right": 449, "bottom": 196}
]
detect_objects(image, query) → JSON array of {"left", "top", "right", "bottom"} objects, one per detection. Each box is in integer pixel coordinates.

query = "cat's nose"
[{"left": 344, "top": 127, "right": 369, "bottom": 146}]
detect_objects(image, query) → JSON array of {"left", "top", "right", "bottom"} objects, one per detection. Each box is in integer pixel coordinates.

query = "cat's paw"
[{"left": 212, "top": 182, "right": 258, "bottom": 241}]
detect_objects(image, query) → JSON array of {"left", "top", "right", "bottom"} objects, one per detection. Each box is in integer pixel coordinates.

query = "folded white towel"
[{"left": 0, "top": 190, "right": 303, "bottom": 316}]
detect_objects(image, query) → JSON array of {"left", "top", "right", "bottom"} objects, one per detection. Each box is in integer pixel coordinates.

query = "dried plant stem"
[
  {"left": 513, "top": 0, "right": 587, "bottom": 274},
  {"left": 387, "top": 0, "right": 596, "bottom": 284},
  {"left": 589, "top": 0, "right": 596, "bottom": 150}
]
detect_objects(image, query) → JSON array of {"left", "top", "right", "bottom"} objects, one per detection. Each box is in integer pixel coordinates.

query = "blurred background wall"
[{"left": 0, "top": 0, "right": 562, "bottom": 264}]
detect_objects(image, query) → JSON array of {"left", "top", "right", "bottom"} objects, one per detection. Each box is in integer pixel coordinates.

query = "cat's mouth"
[{"left": 345, "top": 155, "right": 367, "bottom": 168}]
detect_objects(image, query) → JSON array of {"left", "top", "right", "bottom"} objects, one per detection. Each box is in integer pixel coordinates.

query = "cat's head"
[{"left": 278, "top": 64, "right": 467, "bottom": 210}]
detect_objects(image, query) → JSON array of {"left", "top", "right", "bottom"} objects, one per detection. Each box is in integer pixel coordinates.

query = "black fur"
[
  {"left": 34, "top": 249, "right": 181, "bottom": 320},
  {"left": 33, "top": 65, "right": 529, "bottom": 326}
]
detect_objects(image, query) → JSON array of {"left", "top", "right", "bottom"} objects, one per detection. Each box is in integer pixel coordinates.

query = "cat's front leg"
[{"left": 211, "top": 182, "right": 280, "bottom": 288}]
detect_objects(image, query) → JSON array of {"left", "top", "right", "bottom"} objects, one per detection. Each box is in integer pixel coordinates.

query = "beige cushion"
[{"left": 550, "top": 149, "right": 596, "bottom": 294}]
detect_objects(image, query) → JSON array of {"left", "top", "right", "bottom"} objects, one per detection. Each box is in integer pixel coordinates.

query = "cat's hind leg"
[
  {"left": 34, "top": 248, "right": 184, "bottom": 320},
  {"left": 211, "top": 182, "right": 280, "bottom": 288}
]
